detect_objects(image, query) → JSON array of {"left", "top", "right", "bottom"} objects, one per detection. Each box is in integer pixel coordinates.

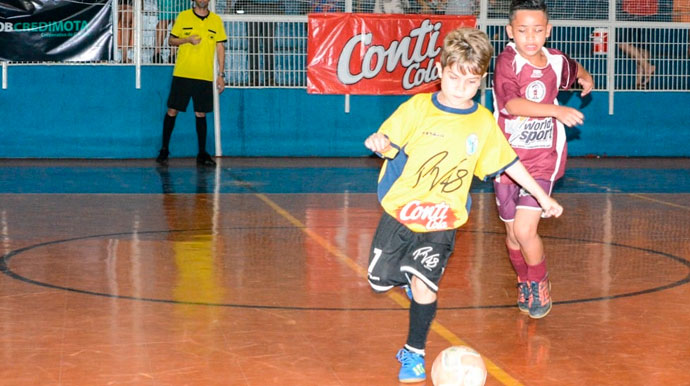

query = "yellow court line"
[
  {"left": 627, "top": 193, "right": 690, "bottom": 210},
  {"left": 254, "top": 193, "right": 524, "bottom": 386},
  {"left": 566, "top": 177, "right": 690, "bottom": 211}
]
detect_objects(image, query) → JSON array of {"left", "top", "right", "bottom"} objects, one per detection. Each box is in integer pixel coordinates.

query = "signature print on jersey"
[{"left": 413, "top": 151, "right": 470, "bottom": 193}]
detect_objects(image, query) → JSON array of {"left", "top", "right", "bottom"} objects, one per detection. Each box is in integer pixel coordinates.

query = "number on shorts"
[{"left": 368, "top": 248, "right": 382, "bottom": 274}]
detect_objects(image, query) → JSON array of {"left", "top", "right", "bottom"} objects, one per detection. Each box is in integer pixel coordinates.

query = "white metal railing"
[
  {"left": 2, "top": 1, "right": 689, "bottom": 97},
  {"left": 1, "top": 0, "right": 687, "bottom": 155}
]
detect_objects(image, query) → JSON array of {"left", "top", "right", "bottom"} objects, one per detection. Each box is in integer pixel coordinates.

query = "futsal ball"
[{"left": 431, "top": 346, "right": 487, "bottom": 386}]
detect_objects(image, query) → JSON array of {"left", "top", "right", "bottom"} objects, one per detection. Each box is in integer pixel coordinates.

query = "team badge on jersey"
[
  {"left": 525, "top": 80, "right": 546, "bottom": 102},
  {"left": 466, "top": 134, "right": 479, "bottom": 156}
]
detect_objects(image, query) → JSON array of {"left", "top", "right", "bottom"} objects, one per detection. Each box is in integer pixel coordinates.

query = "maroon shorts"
[{"left": 493, "top": 179, "right": 554, "bottom": 222}]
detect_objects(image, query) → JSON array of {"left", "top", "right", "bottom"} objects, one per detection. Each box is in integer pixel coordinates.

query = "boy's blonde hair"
[{"left": 439, "top": 28, "right": 493, "bottom": 76}]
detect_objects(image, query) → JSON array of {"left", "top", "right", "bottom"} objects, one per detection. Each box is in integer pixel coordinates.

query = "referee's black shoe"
[
  {"left": 196, "top": 152, "right": 216, "bottom": 167},
  {"left": 156, "top": 149, "right": 169, "bottom": 166}
]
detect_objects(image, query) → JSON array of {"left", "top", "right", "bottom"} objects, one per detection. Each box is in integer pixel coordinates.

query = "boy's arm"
[
  {"left": 504, "top": 161, "right": 563, "bottom": 218},
  {"left": 365, "top": 96, "right": 418, "bottom": 158},
  {"left": 576, "top": 62, "right": 594, "bottom": 96},
  {"left": 505, "top": 98, "right": 584, "bottom": 127}
]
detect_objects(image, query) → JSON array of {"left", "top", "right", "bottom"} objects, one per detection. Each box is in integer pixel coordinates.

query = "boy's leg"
[
  {"left": 513, "top": 208, "right": 544, "bottom": 266},
  {"left": 397, "top": 279, "right": 436, "bottom": 383},
  {"left": 495, "top": 181, "right": 531, "bottom": 312},
  {"left": 405, "top": 276, "right": 437, "bottom": 351},
  {"left": 514, "top": 208, "right": 551, "bottom": 318},
  {"left": 397, "top": 278, "right": 437, "bottom": 383},
  {"left": 397, "top": 232, "right": 454, "bottom": 383},
  {"left": 504, "top": 222, "right": 530, "bottom": 313},
  {"left": 369, "top": 216, "right": 426, "bottom": 382},
  {"left": 367, "top": 213, "right": 453, "bottom": 382}
]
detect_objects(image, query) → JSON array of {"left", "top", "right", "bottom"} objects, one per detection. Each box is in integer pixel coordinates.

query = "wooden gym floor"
[{"left": 1, "top": 157, "right": 689, "bottom": 385}]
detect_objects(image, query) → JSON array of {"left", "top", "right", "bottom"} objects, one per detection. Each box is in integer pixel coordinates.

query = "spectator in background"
[
  {"left": 674, "top": 0, "right": 690, "bottom": 22},
  {"left": 488, "top": 0, "right": 511, "bottom": 18},
  {"left": 418, "top": 0, "right": 475, "bottom": 14},
  {"left": 311, "top": 0, "right": 344, "bottom": 12},
  {"left": 153, "top": 0, "right": 186, "bottom": 63},
  {"left": 234, "top": 0, "right": 283, "bottom": 86},
  {"left": 619, "top": 0, "right": 658, "bottom": 88},
  {"left": 284, "top": 0, "right": 307, "bottom": 14},
  {"left": 443, "top": 0, "right": 476, "bottom": 14},
  {"left": 673, "top": 0, "right": 690, "bottom": 56},
  {"left": 118, "top": 0, "right": 133, "bottom": 63},
  {"left": 374, "top": 0, "right": 410, "bottom": 13},
  {"left": 418, "top": 0, "right": 444, "bottom": 13}
]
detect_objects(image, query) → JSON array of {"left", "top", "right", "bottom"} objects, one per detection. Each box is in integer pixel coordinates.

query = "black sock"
[
  {"left": 405, "top": 299, "right": 437, "bottom": 353},
  {"left": 162, "top": 113, "right": 176, "bottom": 150},
  {"left": 195, "top": 116, "right": 207, "bottom": 154}
]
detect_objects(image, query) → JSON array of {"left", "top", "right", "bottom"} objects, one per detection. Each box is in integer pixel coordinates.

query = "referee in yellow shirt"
[{"left": 156, "top": 0, "right": 227, "bottom": 167}]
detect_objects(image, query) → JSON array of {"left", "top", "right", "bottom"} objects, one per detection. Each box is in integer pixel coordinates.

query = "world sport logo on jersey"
[{"left": 506, "top": 80, "right": 554, "bottom": 150}]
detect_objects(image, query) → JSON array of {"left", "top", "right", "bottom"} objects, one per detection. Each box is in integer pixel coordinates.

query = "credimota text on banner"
[
  {"left": 0, "top": 0, "right": 112, "bottom": 61},
  {"left": 0, "top": 20, "right": 88, "bottom": 36}
]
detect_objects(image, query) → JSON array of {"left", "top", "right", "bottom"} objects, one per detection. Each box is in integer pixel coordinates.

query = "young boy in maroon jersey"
[{"left": 492, "top": 0, "right": 593, "bottom": 319}]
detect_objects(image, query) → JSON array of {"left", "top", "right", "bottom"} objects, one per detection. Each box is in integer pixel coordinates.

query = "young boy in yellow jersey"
[{"left": 364, "top": 27, "right": 564, "bottom": 383}]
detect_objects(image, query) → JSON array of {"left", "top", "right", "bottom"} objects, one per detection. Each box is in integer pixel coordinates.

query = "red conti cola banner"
[
  {"left": 307, "top": 13, "right": 476, "bottom": 95},
  {"left": 0, "top": 0, "right": 112, "bottom": 61}
]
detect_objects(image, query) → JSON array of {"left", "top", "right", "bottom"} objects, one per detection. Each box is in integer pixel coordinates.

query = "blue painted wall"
[{"left": 1, "top": 65, "right": 688, "bottom": 158}]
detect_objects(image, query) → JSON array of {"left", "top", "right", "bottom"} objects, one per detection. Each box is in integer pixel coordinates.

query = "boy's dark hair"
[{"left": 508, "top": 0, "right": 548, "bottom": 22}]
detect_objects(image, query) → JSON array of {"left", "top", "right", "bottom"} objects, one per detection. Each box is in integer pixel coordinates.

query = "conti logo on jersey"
[{"left": 397, "top": 200, "right": 457, "bottom": 231}]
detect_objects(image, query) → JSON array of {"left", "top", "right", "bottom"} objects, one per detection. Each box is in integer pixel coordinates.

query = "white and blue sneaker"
[
  {"left": 402, "top": 284, "right": 413, "bottom": 300},
  {"left": 396, "top": 348, "right": 425, "bottom": 383}
]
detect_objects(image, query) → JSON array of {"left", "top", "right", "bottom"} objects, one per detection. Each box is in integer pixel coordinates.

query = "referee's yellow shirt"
[{"left": 170, "top": 9, "right": 227, "bottom": 82}]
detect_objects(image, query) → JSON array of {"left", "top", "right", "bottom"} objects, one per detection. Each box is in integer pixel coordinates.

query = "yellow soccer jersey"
[
  {"left": 376, "top": 92, "right": 519, "bottom": 233},
  {"left": 170, "top": 9, "right": 227, "bottom": 82}
]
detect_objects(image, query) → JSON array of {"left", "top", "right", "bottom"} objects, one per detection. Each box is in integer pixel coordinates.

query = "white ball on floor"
[{"left": 431, "top": 346, "right": 487, "bottom": 386}]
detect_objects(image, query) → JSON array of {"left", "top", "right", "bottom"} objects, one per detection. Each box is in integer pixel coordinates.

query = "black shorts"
[
  {"left": 166, "top": 76, "right": 213, "bottom": 113},
  {"left": 367, "top": 212, "right": 456, "bottom": 293}
]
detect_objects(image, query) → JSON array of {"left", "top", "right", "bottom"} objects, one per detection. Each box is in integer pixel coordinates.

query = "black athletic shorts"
[
  {"left": 166, "top": 76, "right": 213, "bottom": 113},
  {"left": 367, "top": 212, "right": 456, "bottom": 293}
]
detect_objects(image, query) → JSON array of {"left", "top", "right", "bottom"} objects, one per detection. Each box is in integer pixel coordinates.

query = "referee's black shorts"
[{"left": 166, "top": 76, "right": 213, "bottom": 113}]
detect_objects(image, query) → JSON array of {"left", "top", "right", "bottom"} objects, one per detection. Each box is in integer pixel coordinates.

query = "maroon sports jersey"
[{"left": 492, "top": 43, "right": 578, "bottom": 183}]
